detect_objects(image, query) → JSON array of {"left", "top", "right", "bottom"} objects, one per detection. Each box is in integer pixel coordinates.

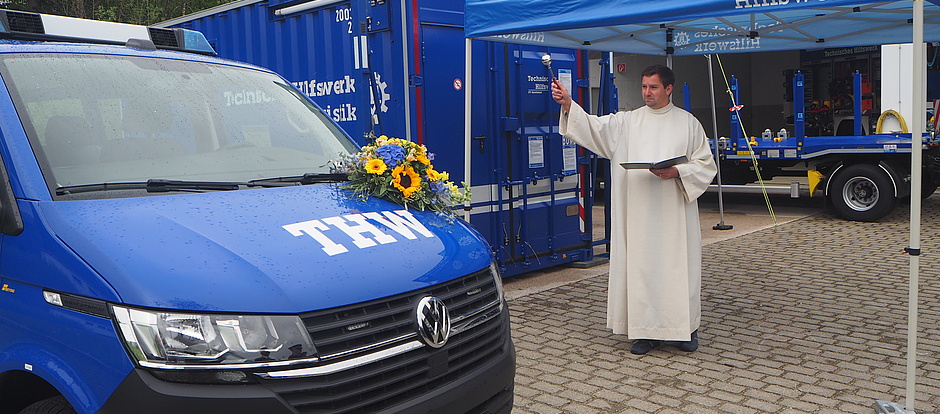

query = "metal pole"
[
  {"left": 707, "top": 55, "right": 731, "bottom": 230},
  {"left": 463, "top": 38, "right": 473, "bottom": 222},
  {"left": 879, "top": 3, "right": 926, "bottom": 413},
  {"left": 666, "top": 28, "right": 674, "bottom": 71},
  {"left": 906, "top": 0, "right": 924, "bottom": 408}
]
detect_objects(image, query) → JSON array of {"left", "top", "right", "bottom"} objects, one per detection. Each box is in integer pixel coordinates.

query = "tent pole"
[
  {"left": 707, "top": 55, "right": 731, "bottom": 230},
  {"left": 666, "top": 28, "right": 674, "bottom": 69},
  {"left": 879, "top": 2, "right": 928, "bottom": 412},
  {"left": 464, "top": 38, "right": 473, "bottom": 222},
  {"left": 905, "top": 0, "right": 924, "bottom": 409}
]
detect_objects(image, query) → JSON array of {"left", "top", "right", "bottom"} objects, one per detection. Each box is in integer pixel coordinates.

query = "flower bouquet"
[{"left": 331, "top": 135, "right": 471, "bottom": 214}]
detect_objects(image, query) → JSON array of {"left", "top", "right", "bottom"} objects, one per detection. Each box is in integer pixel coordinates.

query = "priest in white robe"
[{"left": 551, "top": 65, "right": 717, "bottom": 354}]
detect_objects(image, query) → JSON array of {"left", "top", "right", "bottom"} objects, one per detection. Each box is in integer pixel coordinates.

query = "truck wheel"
[
  {"left": 19, "top": 396, "right": 76, "bottom": 414},
  {"left": 921, "top": 176, "right": 938, "bottom": 199},
  {"left": 830, "top": 163, "right": 897, "bottom": 221}
]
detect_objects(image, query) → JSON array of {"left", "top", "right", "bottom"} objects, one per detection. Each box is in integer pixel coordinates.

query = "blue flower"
[
  {"left": 430, "top": 182, "right": 447, "bottom": 195},
  {"left": 376, "top": 145, "right": 405, "bottom": 167}
]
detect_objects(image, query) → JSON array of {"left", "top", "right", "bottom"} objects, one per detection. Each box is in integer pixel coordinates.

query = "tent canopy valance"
[{"left": 465, "top": 0, "right": 940, "bottom": 55}]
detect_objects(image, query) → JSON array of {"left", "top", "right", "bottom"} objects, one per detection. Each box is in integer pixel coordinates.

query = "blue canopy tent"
[{"left": 463, "top": 1, "right": 937, "bottom": 411}]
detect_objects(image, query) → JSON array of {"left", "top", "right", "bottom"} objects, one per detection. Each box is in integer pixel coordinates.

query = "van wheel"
[
  {"left": 19, "top": 396, "right": 76, "bottom": 414},
  {"left": 829, "top": 163, "right": 896, "bottom": 222}
]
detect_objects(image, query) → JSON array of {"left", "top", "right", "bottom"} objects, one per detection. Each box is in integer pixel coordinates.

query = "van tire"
[
  {"left": 19, "top": 396, "right": 76, "bottom": 414},
  {"left": 829, "top": 163, "right": 896, "bottom": 221}
]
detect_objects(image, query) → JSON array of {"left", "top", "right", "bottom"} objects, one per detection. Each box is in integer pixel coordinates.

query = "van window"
[{"left": 0, "top": 54, "right": 358, "bottom": 193}]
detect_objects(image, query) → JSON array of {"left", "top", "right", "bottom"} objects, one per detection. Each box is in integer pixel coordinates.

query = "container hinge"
[{"left": 409, "top": 75, "right": 424, "bottom": 87}]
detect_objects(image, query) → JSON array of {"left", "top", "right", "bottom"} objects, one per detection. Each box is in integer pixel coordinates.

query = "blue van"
[{"left": 0, "top": 10, "right": 514, "bottom": 414}]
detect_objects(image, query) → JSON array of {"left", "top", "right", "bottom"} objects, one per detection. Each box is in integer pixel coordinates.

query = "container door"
[
  {"left": 418, "top": 24, "right": 469, "bottom": 184},
  {"left": 421, "top": 37, "right": 593, "bottom": 277},
  {"left": 496, "top": 46, "right": 589, "bottom": 275}
]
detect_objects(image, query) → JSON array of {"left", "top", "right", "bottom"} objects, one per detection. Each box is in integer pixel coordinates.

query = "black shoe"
[
  {"left": 630, "top": 339, "right": 662, "bottom": 355},
  {"left": 678, "top": 330, "right": 699, "bottom": 352}
]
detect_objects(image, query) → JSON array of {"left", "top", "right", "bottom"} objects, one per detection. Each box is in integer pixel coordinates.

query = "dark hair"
[{"left": 641, "top": 64, "right": 675, "bottom": 88}]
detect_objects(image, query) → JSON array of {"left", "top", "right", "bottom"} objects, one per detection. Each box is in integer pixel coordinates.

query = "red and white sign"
[
  {"left": 616, "top": 63, "right": 626, "bottom": 73},
  {"left": 453, "top": 78, "right": 463, "bottom": 91}
]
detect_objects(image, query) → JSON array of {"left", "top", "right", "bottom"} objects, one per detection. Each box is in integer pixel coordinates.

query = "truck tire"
[
  {"left": 19, "top": 396, "right": 76, "bottom": 414},
  {"left": 901, "top": 179, "right": 937, "bottom": 203},
  {"left": 830, "top": 163, "right": 897, "bottom": 221},
  {"left": 920, "top": 175, "right": 938, "bottom": 199}
]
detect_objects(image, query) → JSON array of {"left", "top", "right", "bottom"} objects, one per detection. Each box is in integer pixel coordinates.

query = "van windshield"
[{"left": 1, "top": 53, "right": 359, "bottom": 195}]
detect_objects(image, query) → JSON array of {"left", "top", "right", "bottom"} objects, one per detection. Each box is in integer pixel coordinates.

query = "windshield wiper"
[
  {"left": 56, "top": 179, "right": 244, "bottom": 195},
  {"left": 145, "top": 179, "right": 243, "bottom": 192},
  {"left": 249, "top": 173, "right": 349, "bottom": 187}
]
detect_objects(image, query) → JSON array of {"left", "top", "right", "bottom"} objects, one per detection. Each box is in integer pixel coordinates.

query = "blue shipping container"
[{"left": 161, "top": 0, "right": 598, "bottom": 276}]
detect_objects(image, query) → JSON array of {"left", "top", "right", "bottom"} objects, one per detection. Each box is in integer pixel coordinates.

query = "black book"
[{"left": 619, "top": 155, "right": 688, "bottom": 170}]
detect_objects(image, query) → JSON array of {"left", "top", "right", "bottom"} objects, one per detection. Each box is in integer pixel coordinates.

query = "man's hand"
[
  {"left": 650, "top": 166, "right": 679, "bottom": 179},
  {"left": 551, "top": 79, "right": 572, "bottom": 114}
]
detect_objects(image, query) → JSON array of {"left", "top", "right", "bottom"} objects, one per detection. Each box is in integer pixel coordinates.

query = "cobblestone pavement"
[{"left": 507, "top": 196, "right": 940, "bottom": 413}]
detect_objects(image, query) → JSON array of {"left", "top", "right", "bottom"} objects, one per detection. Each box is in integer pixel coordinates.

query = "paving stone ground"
[{"left": 507, "top": 196, "right": 940, "bottom": 413}]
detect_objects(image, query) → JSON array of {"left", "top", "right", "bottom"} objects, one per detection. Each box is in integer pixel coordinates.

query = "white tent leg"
[
  {"left": 464, "top": 38, "right": 473, "bottom": 222},
  {"left": 905, "top": 0, "right": 924, "bottom": 410}
]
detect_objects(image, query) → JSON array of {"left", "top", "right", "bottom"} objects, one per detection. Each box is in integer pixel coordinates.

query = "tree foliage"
[{"left": 0, "top": 0, "right": 235, "bottom": 25}]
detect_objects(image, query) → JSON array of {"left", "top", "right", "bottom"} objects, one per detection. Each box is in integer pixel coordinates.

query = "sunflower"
[
  {"left": 427, "top": 167, "right": 445, "bottom": 182},
  {"left": 392, "top": 165, "right": 422, "bottom": 198},
  {"left": 365, "top": 158, "right": 388, "bottom": 175}
]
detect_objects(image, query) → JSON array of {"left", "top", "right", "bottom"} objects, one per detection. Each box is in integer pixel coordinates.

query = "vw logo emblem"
[{"left": 416, "top": 296, "right": 451, "bottom": 348}]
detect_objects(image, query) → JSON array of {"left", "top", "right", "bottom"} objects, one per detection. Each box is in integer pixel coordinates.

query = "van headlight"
[
  {"left": 490, "top": 260, "right": 505, "bottom": 309},
  {"left": 112, "top": 305, "right": 316, "bottom": 369}
]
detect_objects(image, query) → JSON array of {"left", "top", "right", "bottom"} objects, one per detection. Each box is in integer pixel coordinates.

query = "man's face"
[{"left": 641, "top": 74, "right": 672, "bottom": 109}]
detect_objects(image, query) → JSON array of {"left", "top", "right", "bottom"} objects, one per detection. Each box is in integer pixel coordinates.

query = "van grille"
[
  {"left": 148, "top": 27, "right": 179, "bottom": 48},
  {"left": 4, "top": 11, "right": 44, "bottom": 34},
  {"left": 261, "top": 268, "right": 507, "bottom": 414}
]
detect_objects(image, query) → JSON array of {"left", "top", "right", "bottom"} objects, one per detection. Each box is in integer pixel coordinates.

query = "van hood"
[{"left": 39, "top": 185, "right": 493, "bottom": 313}]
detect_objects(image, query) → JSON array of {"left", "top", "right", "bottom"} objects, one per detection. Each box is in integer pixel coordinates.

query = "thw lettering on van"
[{"left": 282, "top": 210, "right": 435, "bottom": 256}]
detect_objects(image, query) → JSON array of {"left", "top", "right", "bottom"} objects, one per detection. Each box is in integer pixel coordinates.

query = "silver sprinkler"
[{"left": 541, "top": 53, "right": 556, "bottom": 81}]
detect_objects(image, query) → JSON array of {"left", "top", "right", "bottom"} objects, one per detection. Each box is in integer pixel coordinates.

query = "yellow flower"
[
  {"left": 446, "top": 182, "right": 462, "bottom": 198},
  {"left": 416, "top": 154, "right": 430, "bottom": 165},
  {"left": 428, "top": 167, "right": 449, "bottom": 182},
  {"left": 365, "top": 158, "right": 387, "bottom": 175},
  {"left": 392, "top": 165, "right": 422, "bottom": 198}
]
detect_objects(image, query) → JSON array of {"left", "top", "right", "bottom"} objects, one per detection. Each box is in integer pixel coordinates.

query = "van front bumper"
[{"left": 98, "top": 318, "right": 515, "bottom": 414}]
